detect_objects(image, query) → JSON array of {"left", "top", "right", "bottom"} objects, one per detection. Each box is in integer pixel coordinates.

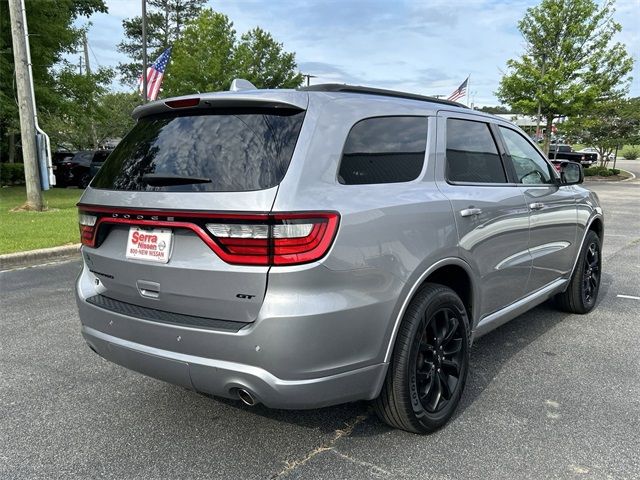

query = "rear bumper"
[
  {"left": 81, "top": 324, "right": 386, "bottom": 409},
  {"left": 76, "top": 263, "right": 399, "bottom": 409}
]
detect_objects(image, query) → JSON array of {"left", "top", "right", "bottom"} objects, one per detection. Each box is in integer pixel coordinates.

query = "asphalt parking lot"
[{"left": 1, "top": 161, "right": 639, "bottom": 479}]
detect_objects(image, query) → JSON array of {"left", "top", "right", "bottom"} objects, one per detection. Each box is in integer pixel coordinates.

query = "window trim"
[
  {"left": 444, "top": 117, "right": 512, "bottom": 187},
  {"left": 336, "top": 115, "right": 429, "bottom": 186}
]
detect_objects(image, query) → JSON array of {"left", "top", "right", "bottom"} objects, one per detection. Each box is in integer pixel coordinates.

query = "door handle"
[
  {"left": 460, "top": 208, "right": 482, "bottom": 217},
  {"left": 529, "top": 202, "right": 545, "bottom": 210}
]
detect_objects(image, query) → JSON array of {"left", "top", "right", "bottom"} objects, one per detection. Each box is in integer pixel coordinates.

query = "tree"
[
  {"left": 161, "top": 10, "right": 236, "bottom": 96},
  {"left": 162, "top": 10, "right": 303, "bottom": 97},
  {"left": 43, "top": 66, "right": 139, "bottom": 151},
  {"left": 233, "top": 27, "right": 303, "bottom": 89},
  {"left": 1, "top": 0, "right": 107, "bottom": 162},
  {"left": 496, "top": 0, "right": 633, "bottom": 154},
  {"left": 562, "top": 97, "right": 640, "bottom": 166},
  {"left": 117, "top": 0, "right": 205, "bottom": 85}
]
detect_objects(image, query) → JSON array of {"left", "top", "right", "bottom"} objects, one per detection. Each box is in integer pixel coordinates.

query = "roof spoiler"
[{"left": 132, "top": 90, "right": 308, "bottom": 119}]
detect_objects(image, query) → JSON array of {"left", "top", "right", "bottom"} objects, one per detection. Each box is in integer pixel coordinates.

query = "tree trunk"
[
  {"left": 8, "top": 132, "right": 16, "bottom": 163},
  {"left": 542, "top": 116, "right": 553, "bottom": 155}
]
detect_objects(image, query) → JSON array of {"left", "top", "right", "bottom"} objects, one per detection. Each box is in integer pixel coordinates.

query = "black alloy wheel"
[
  {"left": 582, "top": 241, "right": 600, "bottom": 306},
  {"left": 413, "top": 307, "right": 465, "bottom": 414},
  {"left": 374, "top": 283, "right": 470, "bottom": 434},
  {"left": 554, "top": 229, "right": 602, "bottom": 314}
]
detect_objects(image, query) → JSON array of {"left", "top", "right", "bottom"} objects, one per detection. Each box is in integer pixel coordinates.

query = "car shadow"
[{"left": 191, "top": 271, "right": 613, "bottom": 438}]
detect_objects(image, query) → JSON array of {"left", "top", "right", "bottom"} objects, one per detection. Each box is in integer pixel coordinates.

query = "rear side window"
[
  {"left": 91, "top": 108, "right": 305, "bottom": 192},
  {"left": 338, "top": 116, "right": 427, "bottom": 185},
  {"left": 446, "top": 119, "right": 507, "bottom": 183}
]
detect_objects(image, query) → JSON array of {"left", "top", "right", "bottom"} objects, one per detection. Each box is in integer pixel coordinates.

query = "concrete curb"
[
  {"left": 0, "top": 244, "right": 81, "bottom": 271},
  {"left": 620, "top": 169, "right": 636, "bottom": 182}
]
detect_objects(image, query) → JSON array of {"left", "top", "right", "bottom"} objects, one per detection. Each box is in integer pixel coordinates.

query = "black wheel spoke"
[
  {"left": 441, "top": 358, "right": 460, "bottom": 375},
  {"left": 443, "top": 338, "right": 462, "bottom": 356},
  {"left": 439, "top": 371, "right": 452, "bottom": 400},
  {"left": 426, "top": 373, "right": 442, "bottom": 411},
  {"left": 442, "top": 315, "right": 459, "bottom": 345}
]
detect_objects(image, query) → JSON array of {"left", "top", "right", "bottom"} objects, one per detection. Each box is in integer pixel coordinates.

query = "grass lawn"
[{"left": 0, "top": 186, "right": 82, "bottom": 254}]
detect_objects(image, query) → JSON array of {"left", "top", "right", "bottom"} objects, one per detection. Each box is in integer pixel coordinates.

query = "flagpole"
[
  {"left": 466, "top": 75, "right": 470, "bottom": 108},
  {"left": 142, "top": 0, "right": 148, "bottom": 103}
]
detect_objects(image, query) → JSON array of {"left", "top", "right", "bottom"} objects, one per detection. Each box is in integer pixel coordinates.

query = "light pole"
[
  {"left": 142, "top": 0, "right": 148, "bottom": 103},
  {"left": 302, "top": 74, "right": 316, "bottom": 87}
]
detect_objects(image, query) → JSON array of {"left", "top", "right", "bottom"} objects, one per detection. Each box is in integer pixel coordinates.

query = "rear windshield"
[{"left": 91, "top": 108, "right": 305, "bottom": 192}]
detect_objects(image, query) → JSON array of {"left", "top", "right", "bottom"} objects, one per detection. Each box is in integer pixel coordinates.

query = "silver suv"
[{"left": 75, "top": 84, "right": 603, "bottom": 433}]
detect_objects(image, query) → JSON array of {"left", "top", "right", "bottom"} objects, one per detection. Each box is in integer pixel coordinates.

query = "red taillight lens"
[
  {"left": 78, "top": 213, "right": 97, "bottom": 247},
  {"left": 205, "top": 213, "right": 339, "bottom": 266}
]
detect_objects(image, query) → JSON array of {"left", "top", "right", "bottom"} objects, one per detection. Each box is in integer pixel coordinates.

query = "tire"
[
  {"left": 554, "top": 230, "right": 602, "bottom": 314},
  {"left": 78, "top": 172, "right": 91, "bottom": 189},
  {"left": 374, "top": 283, "right": 470, "bottom": 434}
]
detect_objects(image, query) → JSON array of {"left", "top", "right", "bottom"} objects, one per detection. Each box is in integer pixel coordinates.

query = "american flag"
[
  {"left": 447, "top": 77, "right": 468, "bottom": 102},
  {"left": 139, "top": 47, "right": 172, "bottom": 101}
]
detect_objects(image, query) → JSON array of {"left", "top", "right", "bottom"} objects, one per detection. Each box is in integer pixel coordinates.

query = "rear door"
[
  {"left": 436, "top": 113, "right": 531, "bottom": 318},
  {"left": 79, "top": 104, "right": 306, "bottom": 322},
  {"left": 497, "top": 126, "right": 578, "bottom": 292}
]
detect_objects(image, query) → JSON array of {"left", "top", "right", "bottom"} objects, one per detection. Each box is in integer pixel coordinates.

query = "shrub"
[
  {"left": 621, "top": 146, "right": 639, "bottom": 160},
  {"left": 584, "top": 166, "right": 616, "bottom": 177},
  {"left": 0, "top": 163, "right": 26, "bottom": 186}
]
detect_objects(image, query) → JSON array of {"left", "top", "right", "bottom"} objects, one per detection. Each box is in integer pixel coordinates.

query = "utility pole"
[
  {"left": 82, "top": 30, "right": 98, "bottom": 148},
  {"left": 142, "top": 0, "right": 148, "bottom": 103},
  {"left": 82, "top": 30, "right": 91, "bottom": 74},
  {"left": 8, "top": 0, "right": 44, "bottom": 210},
  {"left": 302, "top": 74, "right": 316, "bottom": 87}
]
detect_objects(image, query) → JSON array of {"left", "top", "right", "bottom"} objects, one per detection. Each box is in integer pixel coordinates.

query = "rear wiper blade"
[{"left": 142, "top": 173, "right": 212, "bottom": 186}]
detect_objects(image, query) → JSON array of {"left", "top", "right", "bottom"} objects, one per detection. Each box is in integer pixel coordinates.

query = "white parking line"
[{"left": 617, "top": 294, "right": 640, "bottom": 300}]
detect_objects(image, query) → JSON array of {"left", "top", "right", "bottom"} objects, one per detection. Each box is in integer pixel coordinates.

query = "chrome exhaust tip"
[{"left": 237, "top": 388, "right": 257, "bottom": 406}]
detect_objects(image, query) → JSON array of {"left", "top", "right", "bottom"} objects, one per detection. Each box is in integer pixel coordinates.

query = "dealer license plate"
[{"left": 125, "top": 227, "right": 173, "bottom": 263}]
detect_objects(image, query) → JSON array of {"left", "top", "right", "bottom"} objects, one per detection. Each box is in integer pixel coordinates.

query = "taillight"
[
  {"left": 76, "top": 207, "right": 339, "bottom": 266},
  {"left": 205, "top": 213, "right": 340, "bottom": 266},
  {"left": 78, "top": 213, "right": 97, "bottom": 247}
]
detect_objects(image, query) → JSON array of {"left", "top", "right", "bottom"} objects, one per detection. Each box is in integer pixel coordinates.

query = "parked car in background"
[
  {"left": 52, "top": 150, "right": 76, "bottom": 168},
  {"left": 89, "top": 149, "right": 113, "bottom": 178},
  {"left": 55, "top": 150, "right": 93, "bottom": 188},
  {"left": 56, "top": 150, "right": 114, "bottom": 188},
  {"left": 75, "top": 83, "right": 603, "bottom": 434},
  {"left": 577, "top": 147, "right": 615, "bottom": 162},
  {"left": 548, "top": 144, "right": 597, "bottom": 166}
]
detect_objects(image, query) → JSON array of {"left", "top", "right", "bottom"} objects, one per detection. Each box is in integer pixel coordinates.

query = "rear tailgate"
[{"left": 78, "top": 94, "right": 307, "bottom": 323}]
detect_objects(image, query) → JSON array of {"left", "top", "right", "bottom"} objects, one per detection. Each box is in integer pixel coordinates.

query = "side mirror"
[{"left": 559, "top": 161, "right": 583, "bottom": 185}]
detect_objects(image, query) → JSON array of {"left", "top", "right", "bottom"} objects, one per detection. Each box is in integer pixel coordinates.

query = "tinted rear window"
[
  {"left": 446, "top": 118, "right": 506, "bottom": 183},
  {"left": 338, "top": 116, "right": 427, "bottom": 185},
  {"left": 91, "top": 109, "right": 305, "bottom": 192}
]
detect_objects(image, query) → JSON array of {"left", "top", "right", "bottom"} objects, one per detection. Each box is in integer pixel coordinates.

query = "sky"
[{"left": 78, "top": 0, "right": 640, "bottom": 106}]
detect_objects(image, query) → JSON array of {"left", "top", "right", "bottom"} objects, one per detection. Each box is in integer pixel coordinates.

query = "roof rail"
[{"left": 298, "top": 83, "right": 468, "bottom": 108}]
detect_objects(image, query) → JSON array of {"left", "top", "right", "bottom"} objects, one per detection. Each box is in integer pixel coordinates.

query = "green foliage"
[
  {"left": 0, "top": 0, "right": 107, "bottom": 159},
  {"left": 163, "top": 10, "right": 304, "bottom": 97},
  {"left": 621, "top": 146, "right": 639, "bottom": 160},
  {"left": 477, "top": 106, "right": 513, "bottom": 114},
  {"left": 233, "top": 27, "right": 303, "bottom": 89},
  {"left": 562, "top": 97, "right": 640, "bottom": 165},
  {"left": 496, "top": 0, "right": 634, "bottom": 153},
  {"left": 117, "top": 0, "right": 206, "bottom": 85},
  {"left": 42, "top": 65, "right": 115, "bottom": 150},
  {"left": 584, "top": 165, "right": 620, "bottom": 176},
  {"left": 162, "top": 10, "right": 236, "bottom": 96},
  {"left": 1, "top": 163, "right": 26, "bottom": 185}
]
